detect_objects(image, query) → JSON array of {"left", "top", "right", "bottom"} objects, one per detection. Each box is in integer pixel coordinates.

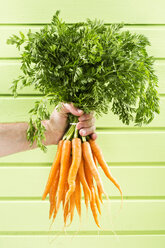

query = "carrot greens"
[{"left": 7, "top": 10, "right": 159, "bottom": 152}]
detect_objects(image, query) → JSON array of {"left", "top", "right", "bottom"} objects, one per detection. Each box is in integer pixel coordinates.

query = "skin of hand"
[
  {"left": 43, "top": 102, "right": 97, "bottom": 145},
  {"left": 0, "top": 102, "right": 97, "bottom": 157}
]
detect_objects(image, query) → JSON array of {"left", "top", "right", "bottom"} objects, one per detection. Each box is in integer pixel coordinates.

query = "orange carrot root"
[
  {"left": 69, "top": 190, "right": 76, "bottom": 225},
  {"left": 78, "top": 158, "right": 91, "bottom": 202},
  {"left": 89, "top": 139, "right": 123, "bottom": 200},
  {"left": 75, "top": 174, "right": 81, "bottom": 220},
  {"left": 56, "top": 140, "right": 71, "bottom": 212},
  {"left": 90, "top": 188, "right": 101, "bottom": 228},
  {"left": 94, "top": 185, "right": 101, "bottom": 215},
  {"left": 42, "top": 140, "right": 63, "bottom": 200},
  {"left": 64, "top": 138, "right": 82, "bottom": 208},
  {"left": 49, "top": 168, "right": 60, "bottom": 219},
  {"left": 82, "top": 141, "right": 106, "bottom": 197}
]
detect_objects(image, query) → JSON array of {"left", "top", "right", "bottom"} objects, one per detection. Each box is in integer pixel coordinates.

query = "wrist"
[{"left": 41, "top": 120, "right": 63, "bottom": 146}]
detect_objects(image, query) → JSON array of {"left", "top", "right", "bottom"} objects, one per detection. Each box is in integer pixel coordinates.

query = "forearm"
[{"left": 0, "top": 121, "right": 60, "bottom": 157}]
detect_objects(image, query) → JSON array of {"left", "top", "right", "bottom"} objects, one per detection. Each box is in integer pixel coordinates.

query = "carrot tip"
[
  {"left": 104, "top": 192, "right": 109, "bottom": 201},
  {"left": 42, "top": 195, "right": 46, "bottom": 200},
  {"left": 63, "top": 200, "right": 68, "bottom": 210}
]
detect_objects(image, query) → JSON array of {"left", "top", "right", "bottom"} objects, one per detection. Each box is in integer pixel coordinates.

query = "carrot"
[
  {"left": 92, "top": 152, "right": 103, "bottom": 204},
  {"left": 83, "top": 158, "right": 94, "bottom": 195},
  {"left": 82, "top": 182, "right": 90, "bottom": 211},
  {"left": 90, "top": 192, "right": 101, "bottom": 228},
  {"left": 78, "top": 158, "right": 91, "bottom": 202},
  {"left": 64, "top": 137, "right": 82, "bottom": 208},
  {"left": 78, "top": 157, "right": 91, "bottom": 211},
  {"left": 63, "top": 181, "right": 69, "bottom": 209},
  {"left": 84, "top": 159, "right": 101, "bottom": 228},
  {"left": 42, "top": 140, "right": 63, "bottom": 200},
  {"left": 69, "top": 190, "right": 76, "bottom": 225},
  {"left": 62, "top": 156, "right": 72, "bottom": 208},
  {"left": 96, "top": 186, "right": 103, "bottom": 204},
  {"left": 82, "top": 141, "right": 107, "bottom": 199},
  {"left": 52, "top": 205, "right": 58, "bottom": 224},
  {"left": 64, "top": 200, "right": 70, "bottom": 227},
  {"left": 75, "top": 174, "right": 81, "bottom": 220},
  {"left": 49, "top": 168, "right": 60, "bottom": 219},
  {"left": 63, "top": 182, "right": 70, "bottom": 226},
  {"left": 93, "top": 153, "right": 97, "bottom": 167},
  {"left": 89, "top": 139, "right": 123, "bottom": 200},
  {"left": 56, "top": 139, "right": 71, "bottom": 212},
  {"left": 94, "top": 185, "right": 101, "bottom": 215},
  {"left": 63, "top": 156, "right": 72, "bottom": 226}
]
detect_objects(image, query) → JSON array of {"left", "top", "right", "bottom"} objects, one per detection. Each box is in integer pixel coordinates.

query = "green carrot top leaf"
[{"left": 6, "top": 10, "right": 160, "bottom": 151}]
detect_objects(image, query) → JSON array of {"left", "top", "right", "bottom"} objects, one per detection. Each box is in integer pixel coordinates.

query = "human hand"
[{"left": 42, "top": 102, "right": 97, "bottom": 145}]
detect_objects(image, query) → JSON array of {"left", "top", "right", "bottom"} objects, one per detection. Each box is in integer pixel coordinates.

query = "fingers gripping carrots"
[{"left": 42, "top": 124, "right": 123, "bottom": 229}]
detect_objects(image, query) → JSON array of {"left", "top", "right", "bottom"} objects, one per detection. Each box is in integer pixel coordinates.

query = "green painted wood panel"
[
  {"left": 0, "top": 166, "right": 164, "bottom": 197},
  {"left": 0, "top": 0, "right": 165, "bottom": 24},
  {"left": 0, "top": 60, "right": 165, "bottom": 94},
  {"left": 0, "top": 62, "right": 40, "bottom": 94},
  {"left": 1, "top": 26, "right": 165, "bottom": 58},
  {"left": 0, "top": 235, "right": 165, "bottom": 248},
  {"left": 0, "top": 131, "right": 164, "bottom": 163},
  {"left": 0, "top": 1, "right": 165, "bottom": 245},
  {"left": 0, "top": 97, "right": 164, "bottom": 127},
  {"left": 0, "top": 200, "right": 164, "bottom": 231}
]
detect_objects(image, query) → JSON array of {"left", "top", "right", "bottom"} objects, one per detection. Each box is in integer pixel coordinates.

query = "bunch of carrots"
[{"left": 42, "top": 124, "right": 122, "bottom": 228}]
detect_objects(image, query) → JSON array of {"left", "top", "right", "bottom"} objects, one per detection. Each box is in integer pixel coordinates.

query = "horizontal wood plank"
[
  {"left": 0, "top": 0, "right": 165, "bottom": 24},
  {"left": 0, "top": 131, "right": 164, "bottom": 163},
  {"left": 0, "top": 60, "right": 164, "bottom": 94},
  {"left": 0, "top": 61, "right": 39, "bottom": 94},
  {"left": 0, "top": 96, "right": 164, "bottom": 127},
  {"left": 0, "top": 200, "right": 164, "bottom": 231},
  {"left": 1, "top": 26, "right": 165, "bottom": 58},
  {"left": 0, "top": 235, "right": 165, "bottom": 248},
  {"left": 0, "top": 166, "right": 164, "bottom": 197}
]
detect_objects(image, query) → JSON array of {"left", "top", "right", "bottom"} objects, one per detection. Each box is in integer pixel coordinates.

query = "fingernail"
[
  {"left": 77, "top": 109, "right": 83, "bottom": 114},
  {"left": 79, "top": 116, "right": 84, "bottom": 121},
  {"left": 81, "top": 130, "right": 85, "bottom": 136}
]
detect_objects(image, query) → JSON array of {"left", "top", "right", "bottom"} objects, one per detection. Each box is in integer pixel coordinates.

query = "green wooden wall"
[{"left": 0, "top": 1, "right": 165, "bottom": 247}]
